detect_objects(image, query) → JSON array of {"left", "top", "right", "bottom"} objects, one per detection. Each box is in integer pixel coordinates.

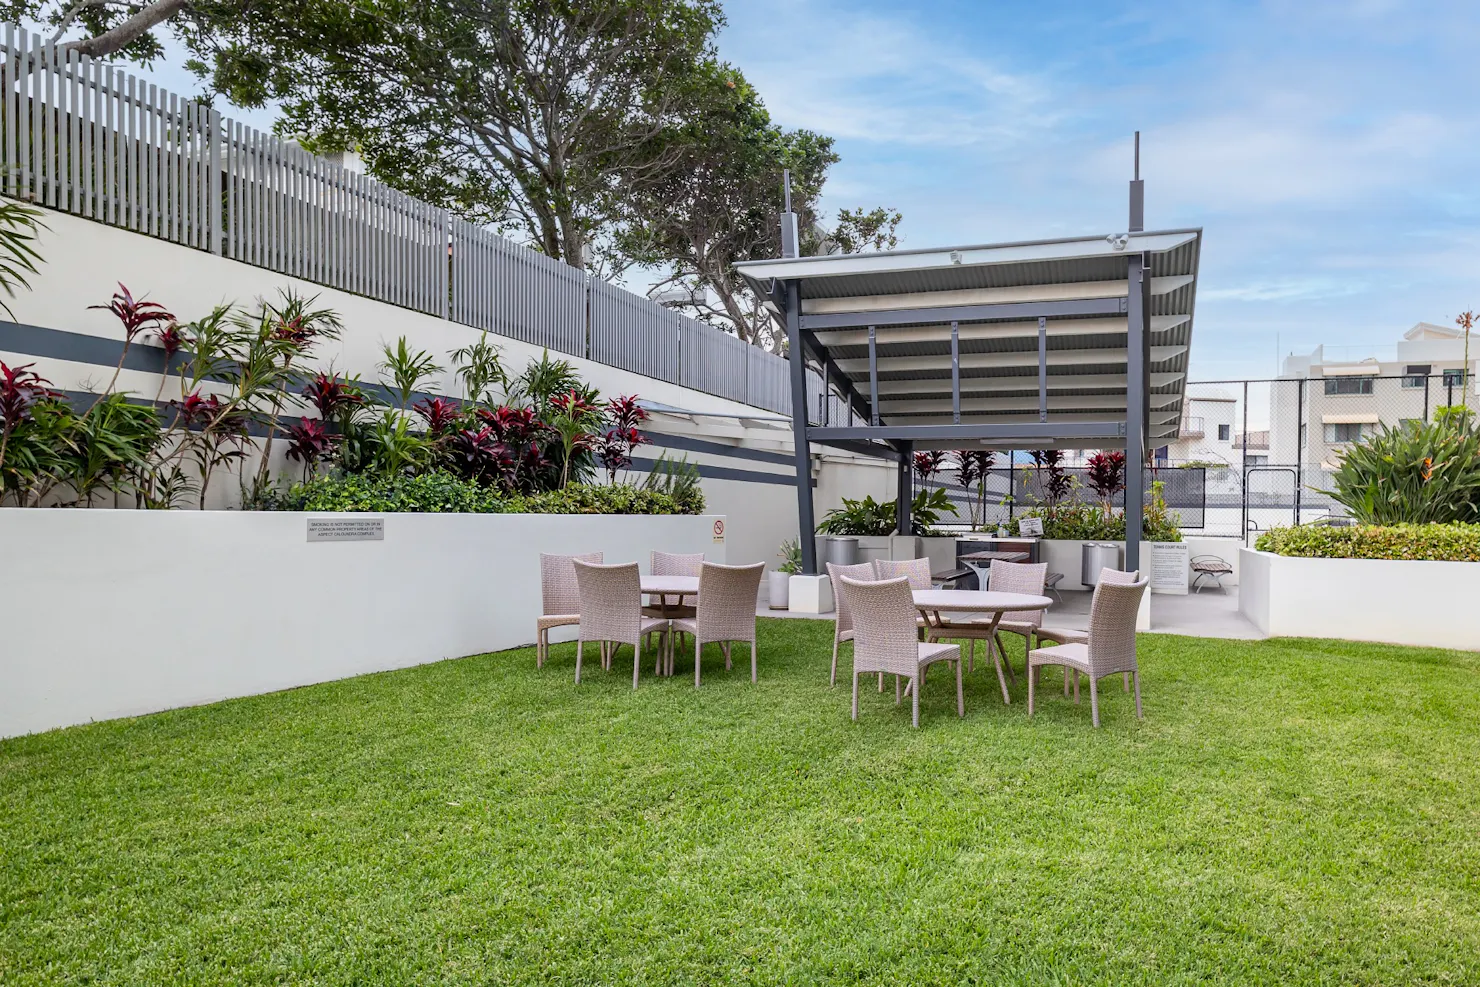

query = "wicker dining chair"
[
  {"left": 537, "top": 552, "right": 603, "bottom": 669},
  {"left": 645, "top": 550, "right": 704, "bottom": 625},
  {"left": 572, "top": 560, "right": 670, "bottom": 689},
  {"left": 670, "top": 562, "right": 766, "bottom": 687},
  {"left": 1027, "top": 577, "right": 1149, "bottom": 727},
  {"left": 1035, "top": 567, "right": 1140, "bottom": 696},
  {"left": 840, "top": 575, "right": 963, "bottom": 728},
  {"left": 871, "top": 557, "right": 933, "bottom": 692},
  {"left": 825, "top": 561, "right": 877, "bottom": 686}
]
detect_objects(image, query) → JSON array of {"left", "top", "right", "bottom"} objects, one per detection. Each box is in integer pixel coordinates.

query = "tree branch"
[{"left": 62, "top": 0, "right": 188, "bottom": 58}]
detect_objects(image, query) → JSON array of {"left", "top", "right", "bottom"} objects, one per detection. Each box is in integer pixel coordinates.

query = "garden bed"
[{"left": 1239, "top": 547, "right": 1480, "bottom": 650}]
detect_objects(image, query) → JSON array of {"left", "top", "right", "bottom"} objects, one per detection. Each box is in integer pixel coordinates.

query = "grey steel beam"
[
  {"left": 1037, "top": 316, "right": 1047, "bottom": 423},
  {"left": 950, "top": 320, "right": 961, "bottom": 424},
  {"left": 1124, "top": 253, "right": 1147, "bottom": 576},
  {"left": 895, "top": 440, "right": 913, "bottom": 535},
  {"left": 809, "top": 436, "right": 901, "bottom": 461},
  {"left": 784, "top": 279, "right": 819, "bottom": 575},
  {"left": 808, "top": 421, "right": 1126, "bottom": 443},
  {"left": 800, "top": 296, "right": 1127, "bottom": 332},
  {"left": 868, "top": 324, "right": 879, "bottom": 426},
  {"left": 766, "top": 277, "right": 873, "bottom": 426}
]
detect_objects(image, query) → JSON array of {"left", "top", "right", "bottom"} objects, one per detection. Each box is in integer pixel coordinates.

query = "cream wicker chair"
[
  {"left": 1028, "top": 577, "right": 1149, "bottom": 727},
  {"left": 537, "top": 552, "right": 602, "bottom": 668},
  {"left": 572, "top": 560, "right": 670, "bottom": 689},
  {"left": 871, "top": 558, "right": 933, "bottom": 692},
  {"left": 825, "top": 561, "right": 877, "bottom": 686},
  {"left": 841, "top": 575, "right": 963, "bottom": 728},
  {"left": 1035, "top": 568, "right": 1140, "bottom": 696},
  {"left": 670, "top": 562, "right": 766, "bottom": 687}
]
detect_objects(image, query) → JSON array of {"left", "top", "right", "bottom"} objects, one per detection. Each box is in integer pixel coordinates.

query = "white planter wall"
[
  {"left": 0, "top": 510, "right": 724, "bottom": 738},
  {"left": 1239, "top": 548, "right": 1480, "bottom": 650}
]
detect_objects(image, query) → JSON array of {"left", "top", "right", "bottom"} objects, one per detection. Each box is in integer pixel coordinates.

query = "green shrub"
[
  {"left": 1018, "top": 497, "right": 1182, "bottom": 542},
  {"left": 511, "top": 484, "right": 697, "bottom": 515},
  {"left": 1255, "top": 523, "right": 1480, "bottom": 561},
  {"left": 276, "top": 471, "right": 508, "bottom": 513},
  {"left": 272, "top": 472, "right": 700, "bottom": 515},
  {"left": 1326, "top": 410, "right": 1480, "bottom": 524}
]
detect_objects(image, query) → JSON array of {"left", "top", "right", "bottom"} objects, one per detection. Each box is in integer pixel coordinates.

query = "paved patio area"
[{"left": 760, "top": 586, "right": 1264, "bottom": 640}]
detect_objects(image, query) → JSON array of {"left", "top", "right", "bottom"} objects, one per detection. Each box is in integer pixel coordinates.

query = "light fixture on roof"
[
  {"left": 1107, "top": 233, "right": 1130, "bottom": 251},
  {"left": 949, "top": 250, "right": 963, "bottom": 265}
]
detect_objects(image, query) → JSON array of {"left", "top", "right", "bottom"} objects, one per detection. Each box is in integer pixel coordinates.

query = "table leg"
[{"left": 984, "top": 612, "right": 1011, "bottom": 704}]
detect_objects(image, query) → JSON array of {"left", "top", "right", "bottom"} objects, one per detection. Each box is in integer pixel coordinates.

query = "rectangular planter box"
[
  {"left": 1239, "top": 548, "right": 1480, "bottom": 650},
  {"left": 0, "top": 510, "right": 725, "bottom": 738}
]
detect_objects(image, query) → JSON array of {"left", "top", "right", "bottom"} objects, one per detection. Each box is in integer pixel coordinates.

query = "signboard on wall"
[
  {"left": 307, "top": 517, "right": 385, "bottom": 543},
  {"left": 1150, "top": 542, "right": 1189, "bottom": 595},
  {"left": 1017, "top": 517, "right": 1044, "bottom": 536}
]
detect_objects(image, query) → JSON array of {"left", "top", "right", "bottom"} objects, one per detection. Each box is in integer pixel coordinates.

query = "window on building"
[
  {"left": 1246, "top": 455, "right": 1268, "bottom": 466},
  {"left": 1443, "top": 369, "right": 1468, "bottom": 388},
  {"left": 1324, "top": 377, "right": 1374, "bottom": 395},
  {"left": 1403, "top": 364, "right": 1432, "bottom": 388},
  {"left": 1323, "top": 422, "right": 1366, "bottom": 443},
  {"left": 1217, "top": 424, "right": 1230, "bottom": 441}
]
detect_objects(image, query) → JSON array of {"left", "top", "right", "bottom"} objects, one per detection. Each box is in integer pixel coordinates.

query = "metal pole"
[
  {"left": 950, "top": 320, "right": 961, "bottom": 424},
  {"left": 1294, "top": 378, "right": 1305, "bottom": 525},
  {"left": 784, "top": 279, "right": 818, "bottom": 575},
  {"left": 1037, "top": 316, "right": 1048, "bottom": 422},
  {"left": 1124, "top": 254, "right": 1147, "bottom": 574},
  {"left": 896, "top": 440, "right": 913, "bottom": 536},
  {"left": 868, "top": 324, "right": 879, "bottom": 426},
  {"left": 1240, "top": 380, "right": 1250, "bottom": 538},
  {"left": 1424, "top": 373, "right": 1431, "bottom": 422}
]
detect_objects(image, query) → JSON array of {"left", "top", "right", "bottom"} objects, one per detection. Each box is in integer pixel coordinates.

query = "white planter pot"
[
  {"left": 1239, "top": 548, "right": 1480, "bottom": 650},
  {"left": 0, "top": 510, "right": 725, "bottom": 739},
  {"left": 767, "top": 569, "right": 791, "bottom": 609}
]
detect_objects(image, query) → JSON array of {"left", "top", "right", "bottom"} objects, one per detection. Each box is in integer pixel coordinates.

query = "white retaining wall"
[
  {"left": 1239, "top": 548, "right": 1480, "bottom": 650},
  {"left": 0, "top": 510, "right": 724, "bottom": 738}
]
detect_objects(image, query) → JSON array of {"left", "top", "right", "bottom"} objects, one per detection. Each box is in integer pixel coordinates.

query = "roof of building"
[
  {"left": 1404, "top": 321, "right": 1464, "bottom": 341},
  {"left": 733, "top": 228, "right": 1203, "bottom": 446}
]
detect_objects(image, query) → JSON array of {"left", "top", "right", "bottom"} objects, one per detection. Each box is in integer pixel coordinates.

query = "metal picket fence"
[{"left": 0, "top": 23, "right": 833, "bottom": 414}]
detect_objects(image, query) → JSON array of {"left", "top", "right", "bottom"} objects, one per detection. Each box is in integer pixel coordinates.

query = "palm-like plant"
[
  {"left": 379, "top": 337, "right": 444, "bottom": 410},
  {"left": 0, "top": 200, "right": 45, "bottom": 318},
  {"left": 450, "top": 331, "right": 508, "bottom": 408}
]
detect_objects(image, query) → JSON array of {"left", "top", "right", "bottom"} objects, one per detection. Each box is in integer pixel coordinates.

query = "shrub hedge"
[
  {"left": 1255, "top": 523, "right": 1480, "bottom": 561},
  {"left": 273, "top": 471, "right": 702, "bottom": 515}
]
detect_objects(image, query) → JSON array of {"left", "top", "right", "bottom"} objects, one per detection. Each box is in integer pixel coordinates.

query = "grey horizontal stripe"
[
  {"left": 642, "top": 430, "right": 795, "bottom": 468},
  {"left": 628, "top": 456, "right": 807, "bottom": 488},
  {"left": 1, "top": 319, "right": 183, "bottom": 375}
]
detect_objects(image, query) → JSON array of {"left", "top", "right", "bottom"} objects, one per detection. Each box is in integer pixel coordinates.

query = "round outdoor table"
[
  {"left": 640, "top": 575, "right": 700, "bottom": 676},
  {"left": 911, "top": 589, "right": 1053, "bottom": 704}
]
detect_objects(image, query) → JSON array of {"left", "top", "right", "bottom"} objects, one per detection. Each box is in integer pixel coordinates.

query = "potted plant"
[{"left": 771, "top": 539, "right": 802, "bottom": 609}]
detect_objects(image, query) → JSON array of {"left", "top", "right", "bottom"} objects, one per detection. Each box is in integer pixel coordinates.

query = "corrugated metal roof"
[{"left": 733, "top": 227, "right": 1202, "bottom": 444}]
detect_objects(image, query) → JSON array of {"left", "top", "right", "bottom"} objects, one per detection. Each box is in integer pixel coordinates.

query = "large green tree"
[{"left": 621, "top": 65, "right": 899, "bottom": 350}]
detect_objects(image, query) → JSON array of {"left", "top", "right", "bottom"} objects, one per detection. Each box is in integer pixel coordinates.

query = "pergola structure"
[{"left": 734, "top": 197, "right": 1202, "bottom": 578}]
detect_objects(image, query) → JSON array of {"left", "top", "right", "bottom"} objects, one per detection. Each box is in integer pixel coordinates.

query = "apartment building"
[
  {"left": 1271, "top": 322, "right": 1475, "bottom": 467},
  {"left": 1156, "top": 385, "right": 1241, "bottom": 466}
]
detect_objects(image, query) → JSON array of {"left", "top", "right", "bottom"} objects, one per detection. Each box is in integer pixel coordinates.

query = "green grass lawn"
[{"left": 3, "top": 619, "right": 1479, "bottom": 986}]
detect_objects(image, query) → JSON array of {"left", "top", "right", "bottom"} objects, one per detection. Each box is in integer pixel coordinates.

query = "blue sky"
[
  {"left": 717, "top": 0, "right": 1480, "bottom": 380},
  {"left": 41, "top": 1, "right": 1480, "bottom": 382}
]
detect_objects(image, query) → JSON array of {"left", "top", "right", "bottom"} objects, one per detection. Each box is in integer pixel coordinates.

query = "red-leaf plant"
[
  {"left": 1085, "top": 450, "right": 1127, "bottom": 514},
  {"left": 172, "top": 390, "right": 251, "bottom": 508},
  {"left": 413, "top": 396, "right": 462, "bottom": 437},
  {"left": 912, "top": 450, "right": 946, "bottom": 483},
  {"left": 301, "top": 372, "right": 365, "bottom": 426},
  {"left": 597, "top": 395, "right": 648, "bottom": 483},
  {"left": 284, "top": 418, "right": 335, "bottom": 480},
  {"left": 952, "top": 449, "right": 996, "bottom": 530},
  {"left": 1029, "top": 448, "right": 1072, "bottom": 505},
  {"left": 88, "top": 284, "right": 174, "bottom": 398},
  {"left": 0, "top": 361, "right": 61, "bottom": 476}
]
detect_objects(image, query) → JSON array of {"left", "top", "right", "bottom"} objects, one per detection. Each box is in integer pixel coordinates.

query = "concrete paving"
[{"left": 759, "top": 585, "right": 1264, "bottom": 640}]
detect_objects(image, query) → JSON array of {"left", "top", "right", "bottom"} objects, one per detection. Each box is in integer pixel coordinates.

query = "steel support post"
[
  {"left": 784, "top": 279, "right": 818, "bottom": 574},
  {"left": 1124, "top": 254, "right": 1147, "bottom": 575}
]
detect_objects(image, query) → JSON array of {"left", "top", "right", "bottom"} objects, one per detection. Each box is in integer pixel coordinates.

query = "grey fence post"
[{"left": 207, "top": 108, "right": 221, "bottom": 255}]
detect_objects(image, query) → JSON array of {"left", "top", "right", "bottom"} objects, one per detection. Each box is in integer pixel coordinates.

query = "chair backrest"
[
  {"left": 989, "top": 560, "right": 1048, "bottom": 627},
  {"left": 826, "top": 561, "right": 876, "bottom": 633},
  {"left": 572, "top": 560, "right": 643, "bottom": 644},
  {"left": 873, "top": 557, "right": 933, "bottom": 590},
  {"left": 1086, "top": 578, "right": 1149, "bottom": 676},
  {"left": 1098, "top": 567, "right": 1139, "bottom": 585},
  {"left": 840, "top": 575, "right": 921, "bottom": 677},
  {"left": 652, "top": 551, "right": 705, "bottom": 576},
  {"left": 540, "top": 552, "right": 603, "bottom": 617},
  {"left": 695, "top": 562, "right": 765, "bottom": 641}
]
